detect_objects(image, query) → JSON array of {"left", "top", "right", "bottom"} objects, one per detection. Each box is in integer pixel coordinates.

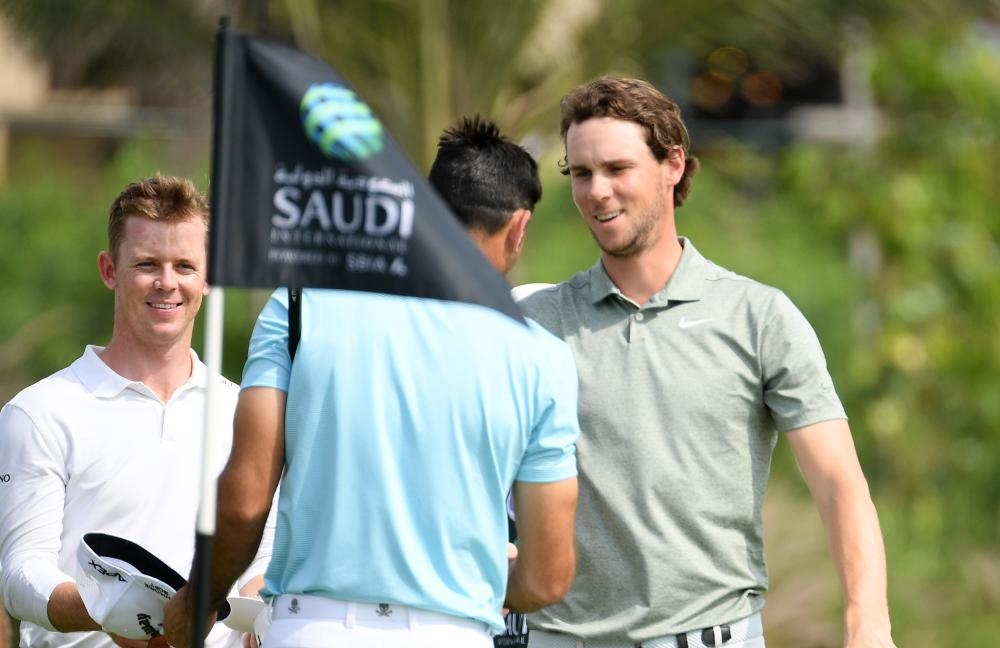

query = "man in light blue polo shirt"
[
  {"left": 519, "top": 76, "right": 896, "bottom": 648},
  {"left": 428, "top": 115, "right": 562, "bottom": 648},
  {"left": 163, "top": 117, "right": 579, "bottom": 648}
]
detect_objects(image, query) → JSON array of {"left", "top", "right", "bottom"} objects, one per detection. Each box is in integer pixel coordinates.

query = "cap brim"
[
  {"left": 81, "top": 533, "right": 231, "bottom": 621},
  {"left": 83, "top": 534, "right": 186, "bottom": 589},
  {"left": 223, "top": 597, "right": 266, "bottom": 633}
]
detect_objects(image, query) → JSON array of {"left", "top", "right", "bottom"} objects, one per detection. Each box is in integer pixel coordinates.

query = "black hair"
[{"left": 428, "top": 115, "right": 542, "bottom": 235}]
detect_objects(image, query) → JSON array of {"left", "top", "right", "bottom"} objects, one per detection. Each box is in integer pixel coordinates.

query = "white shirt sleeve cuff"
[{"left": 2, "top": 558, "right": 75, "bottom": 631}]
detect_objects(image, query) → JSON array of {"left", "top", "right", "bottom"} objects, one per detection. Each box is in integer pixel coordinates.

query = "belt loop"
[
  {"left": 408, "top": 606, "right": 419, "bottom": 630},
  {"left": 345, "top": 601, "right": 357, "bottom": 628},
  {"left": 677, "top": 633, "right": 688, "bottom": 648}
]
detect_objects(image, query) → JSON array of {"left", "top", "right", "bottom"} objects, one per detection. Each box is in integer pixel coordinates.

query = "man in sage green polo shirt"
[{"left": 518, "top": 76, "right": 896, "bottom": 648}]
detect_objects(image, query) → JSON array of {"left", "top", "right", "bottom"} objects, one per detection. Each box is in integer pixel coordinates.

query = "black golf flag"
[{"left": 210, "top": 20, "right": 522, "bottom": 321}]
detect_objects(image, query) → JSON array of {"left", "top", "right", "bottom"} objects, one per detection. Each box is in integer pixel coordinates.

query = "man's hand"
[
  {"left": 162, "top": 584, "right": 217, "bottom": 648},
  {"left": 107, "top": 633, "right": 169, "bottom": 648},
  {"left": 845, "top": 627, "right": 898, "bottom": 648}
]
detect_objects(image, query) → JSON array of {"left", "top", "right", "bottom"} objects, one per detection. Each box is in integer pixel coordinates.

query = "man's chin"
[
  {"left": 143, "top": 325, "right": 194, "bottom": 349},
  {"left": 596, "top": 240, "right": 640, "bottom": 259}
]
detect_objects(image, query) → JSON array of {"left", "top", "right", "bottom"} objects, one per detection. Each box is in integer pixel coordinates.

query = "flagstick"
[
  {"left": 192, "top": 285, "right": 225, "bottom": 648},
  {"left": 191, "top": 16, "right": 230, "bottom": 646}
]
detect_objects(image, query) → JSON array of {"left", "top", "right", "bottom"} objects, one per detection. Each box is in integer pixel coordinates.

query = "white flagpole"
[{"left": 193, "top": 285, "right": 225, "bottom": 648}]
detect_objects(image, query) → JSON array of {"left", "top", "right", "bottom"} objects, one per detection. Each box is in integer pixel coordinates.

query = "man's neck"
[
  {"left": 98, "top": 338, "right": 194, "bottom": 402},
  {"left": 602, "top": 235, "right": 684, "bottom": 307},
  {"left": 469, "top": 228, "right": 510, "bottom": 275}
]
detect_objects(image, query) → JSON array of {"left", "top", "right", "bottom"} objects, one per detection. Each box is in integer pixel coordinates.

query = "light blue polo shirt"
[{"left": 242, "top": 288, "right": 579, "bottom": 633}]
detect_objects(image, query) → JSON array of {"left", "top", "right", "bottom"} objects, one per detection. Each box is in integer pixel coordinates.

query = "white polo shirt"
[{"left": 0, "top": 346, "right": 268, "bottom": 648}]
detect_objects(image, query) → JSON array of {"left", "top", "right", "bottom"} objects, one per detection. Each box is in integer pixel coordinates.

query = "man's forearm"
[
  {"left": 2, "top": 560, "right": 81, "bottom": 632},
  {"left": 504, "top": 479, "right": 578, "bottom": 612},
  {"left": 819, "top": 486, "right": 893, "bottom": 642},
  {"left": 204, "top": 492, "right": 272, "bottom": 611},
  {"left": 788, "top": 420, "right": 895, "bottom": 646},
  {"left": 505, "top": 556, "right": 574, "bottom": 613},
  {"left": 203, "top": 387, "right": 285, "bottom": 611},
  {"left": 46, "top": 582, "right": 100, "bottom": 633}
]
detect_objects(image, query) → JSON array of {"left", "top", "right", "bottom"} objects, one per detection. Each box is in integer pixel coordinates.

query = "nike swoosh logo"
[{"left": 678, "top": 316, "right": 714, "bottom": 329}]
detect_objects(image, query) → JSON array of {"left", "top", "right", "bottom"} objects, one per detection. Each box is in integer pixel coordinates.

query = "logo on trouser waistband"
[{"left": 494, "top": 612, "right": 529, "bottom": 647}]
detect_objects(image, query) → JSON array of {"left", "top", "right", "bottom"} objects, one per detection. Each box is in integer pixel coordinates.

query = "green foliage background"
[{"left": 1, "top": 2, "right": 999, "bottom": 646}]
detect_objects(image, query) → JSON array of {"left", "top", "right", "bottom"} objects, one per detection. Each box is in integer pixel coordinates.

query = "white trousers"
[
  {"left": 529, "top": 638, "right": 764, "bottom": 648},
  {"left": 529, "top": 635, "right": 764, "bottom": 648},
  {"left": 527, "top": 612, "right": 765, "bottom": 648},
  {"left": 264, "top": 595, "right": 492, "bottom": 648}
]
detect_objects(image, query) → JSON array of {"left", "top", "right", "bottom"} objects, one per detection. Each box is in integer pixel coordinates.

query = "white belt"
[
  {"left": 529, "top": 612, "right": 762, "bottom": 648},
  {"left": 270, "top": 594, "right": 487, "bottom": 632}
]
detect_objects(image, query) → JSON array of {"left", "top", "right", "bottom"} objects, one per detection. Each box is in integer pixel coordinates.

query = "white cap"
[
  {"left": 77, "top": 533, "right": 230, "bottom": 640},
  {"left": 224, "top": 597, "right": 270, "bottom": 647}
]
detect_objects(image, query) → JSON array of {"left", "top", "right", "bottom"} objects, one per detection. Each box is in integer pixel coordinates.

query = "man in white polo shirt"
[
  {"left": 518, "top": 77, "right": 896, "bottom": 647},
  {"left": 0, "top": 176, "right": 272, "bottom": 648},
  {"left": 161, "top": 117, "right": 580, "bottom": 648}
]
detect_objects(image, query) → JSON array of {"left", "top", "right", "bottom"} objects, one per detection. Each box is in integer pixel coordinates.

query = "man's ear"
[
  {"left": 662, "top": 147, "right": 686, "bottom": 187},
  {"left": 98, "top": 251, "right": 117, "bottom": 290},
  {"left": 506, "top": 208, "right": 533, "bottom": 257}
]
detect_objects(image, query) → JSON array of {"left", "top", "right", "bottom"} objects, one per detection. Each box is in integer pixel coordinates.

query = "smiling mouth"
[
  {"left": 595, "top": 210, "right": 621, "bottom": 223},
  {"left": 148, "top": 302, "right": 180, "bottom": 310}
]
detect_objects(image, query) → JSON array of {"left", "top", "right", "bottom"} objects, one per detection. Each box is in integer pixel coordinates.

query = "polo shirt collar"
[
  {"left": 586, "top": 237, "right": 710, "bottom": 306},
  {"left": 74, "top": 345, "right": 206, "bottom": 399}
]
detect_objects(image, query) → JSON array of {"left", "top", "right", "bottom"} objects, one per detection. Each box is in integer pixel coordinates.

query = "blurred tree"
[
  {"left": 772, "top": 16, "right": 1000, "bottom": 644},
  {"left": 267, "top": 0, "right": 599, "bottom": 168},
  {"left": 0, "top": 0, "right": 217, "bottom": 105},
  {"left": 264, "top": 0, "right": 928, "bottom": 166}
]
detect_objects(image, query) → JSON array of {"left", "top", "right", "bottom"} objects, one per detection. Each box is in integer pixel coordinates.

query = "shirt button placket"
[{"left": 628, "top": 310, "right": 646, "bottom": 343}]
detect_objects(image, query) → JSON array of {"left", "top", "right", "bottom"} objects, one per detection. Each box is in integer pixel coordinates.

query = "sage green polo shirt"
[{"left": 520, "top": 238, "right": 846, "bottom": 642}]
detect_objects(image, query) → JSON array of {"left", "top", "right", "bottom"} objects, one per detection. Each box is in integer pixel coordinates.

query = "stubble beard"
[{"left": 593, "top": 192, "right": 668, "bottom": 259}]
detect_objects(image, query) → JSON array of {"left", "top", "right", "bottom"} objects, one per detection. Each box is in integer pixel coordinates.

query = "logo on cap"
[
  {"left": 88, "top": 559, "right": 127, "bottom": 582},
  {"left": 137, "top": 613, "right": 160, "bottom": 638}
]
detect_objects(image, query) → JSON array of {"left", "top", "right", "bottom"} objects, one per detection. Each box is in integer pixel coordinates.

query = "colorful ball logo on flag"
[{"left": 300, "top": 83, "right": 384, "bottom": 161}]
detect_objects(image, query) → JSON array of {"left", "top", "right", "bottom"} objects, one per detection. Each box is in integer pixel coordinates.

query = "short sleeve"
[
  {"left": 241, "top": 289, "right": 293, "bottom": 393},
  {"left": 760, "top": 291, "right": 847, "bottom": 431},
  {"left": 516, "top": 332, "right": 580, "bottom": 483}
]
